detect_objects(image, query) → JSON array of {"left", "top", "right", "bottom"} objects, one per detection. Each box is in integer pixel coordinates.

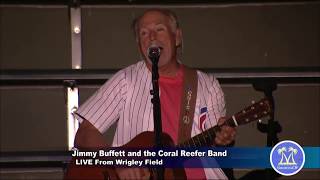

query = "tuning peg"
[
  {"left": 254, "top": 114, "right": 258, "bottom": 118},
  {"left": 251, "top": 100, "right": 255, "bottom": 104},
  {"left": 258, "top": 119, "right": 262, "bottom": 123}
]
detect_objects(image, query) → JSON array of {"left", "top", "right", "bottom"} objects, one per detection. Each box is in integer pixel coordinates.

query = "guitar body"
[{"left": 65, "top": 131, "right": 187, "bottom": 180}]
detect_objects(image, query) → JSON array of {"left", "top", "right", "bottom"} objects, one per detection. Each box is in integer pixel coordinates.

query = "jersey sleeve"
[
  {"left": 205, "top": 76, "right": 226, "bottom": 128},
  {"left": 74, "top": 70, "right": 127, "bottom": 133}
]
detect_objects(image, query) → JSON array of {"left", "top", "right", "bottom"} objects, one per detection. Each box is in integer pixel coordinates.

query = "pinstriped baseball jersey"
[{"left": 74, "top": 60, "right": 227, "bottom": 179}]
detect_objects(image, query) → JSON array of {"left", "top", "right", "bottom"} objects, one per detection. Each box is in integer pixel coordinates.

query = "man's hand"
[
  {"left": 115, "top": 168, "right": 150, "bottom": 180},
  {"left": 215, "top": 117, "right": 236, "bottom": 146}
]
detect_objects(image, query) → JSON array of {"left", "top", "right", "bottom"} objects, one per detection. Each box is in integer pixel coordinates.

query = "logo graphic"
[
  {"left": 199, "top": 107, "right": 207, "bottom": 131},
  {"left": 270, "top": 140, "right": 305, "bottom": 176}
]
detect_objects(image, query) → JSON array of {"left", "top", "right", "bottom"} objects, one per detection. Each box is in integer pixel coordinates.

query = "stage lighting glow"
[
  {"left": 73, "top": 26, "right": 81, "bottom": 34},
  {"left": 67, "top": 87, "right": 79, "bottom": 150}
]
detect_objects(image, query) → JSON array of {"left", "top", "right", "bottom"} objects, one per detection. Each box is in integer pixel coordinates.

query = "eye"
[
  {"left": 156, "top": 27, "right": 165, "bottom": 32},
  {"left": 139, "top": 29, "right": 148, "bottom": 37},
  {"left": 156, "top": 24, "right": 167, "bottom": 32}
]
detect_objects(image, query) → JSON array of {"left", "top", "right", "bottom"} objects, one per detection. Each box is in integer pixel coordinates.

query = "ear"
[{"left": 175, "top": 28, "right": 182, "bottom": 47}]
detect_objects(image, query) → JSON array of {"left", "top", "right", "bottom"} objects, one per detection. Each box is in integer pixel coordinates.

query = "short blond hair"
[{"left": 132, "top": 9, "right": 180, "bottom": 42}]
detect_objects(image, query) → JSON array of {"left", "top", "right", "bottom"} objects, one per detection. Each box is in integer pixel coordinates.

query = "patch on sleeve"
[{"left": 199, "top": 107, "right": 207, "bottom": 131}]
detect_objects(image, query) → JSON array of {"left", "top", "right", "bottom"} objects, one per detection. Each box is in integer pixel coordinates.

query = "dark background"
[{"left": 1, "top": 1, "right": 319, "bottom": 179}]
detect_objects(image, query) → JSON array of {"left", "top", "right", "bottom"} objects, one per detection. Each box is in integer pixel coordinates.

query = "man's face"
[{"left": 137, "top": 11, "right": 181, "bottom": 67}]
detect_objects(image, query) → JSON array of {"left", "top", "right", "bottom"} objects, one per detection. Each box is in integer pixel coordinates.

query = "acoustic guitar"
[{"left": 65, "top": 98, "right": 272, "bottom": 179}]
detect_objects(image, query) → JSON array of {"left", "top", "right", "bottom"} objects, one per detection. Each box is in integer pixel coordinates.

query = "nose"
[{"left": 149, "top": 30, "right": 156, "bottom": 41}]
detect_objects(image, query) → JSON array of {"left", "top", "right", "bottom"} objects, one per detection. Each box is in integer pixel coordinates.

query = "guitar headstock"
[{"left": 231, "top": 98, "right": 273, "bottom": 126}]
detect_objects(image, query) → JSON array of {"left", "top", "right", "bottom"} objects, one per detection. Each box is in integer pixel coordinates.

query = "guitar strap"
[{"left": 177, "top": 66, "right": 198, "bottom": 144}]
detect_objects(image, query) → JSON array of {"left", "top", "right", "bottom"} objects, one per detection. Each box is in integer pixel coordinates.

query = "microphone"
[{"left": 147, "top": 44, "right": 161, "bottom": 64}]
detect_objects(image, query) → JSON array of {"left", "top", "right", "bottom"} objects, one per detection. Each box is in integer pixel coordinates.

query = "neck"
[{"left": 145, "top": 59, "right": 180, "bottom": 77}]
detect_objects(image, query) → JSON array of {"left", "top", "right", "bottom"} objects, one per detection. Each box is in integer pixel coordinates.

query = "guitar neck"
[
  {"left": 177, "top": 117, "right": 235, "bottom": 148},
  {"left": 176, "top": 98, "right": 272, "bottom": 148}
]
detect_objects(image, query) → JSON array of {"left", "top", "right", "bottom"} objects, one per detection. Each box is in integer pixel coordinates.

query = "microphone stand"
[{"left": 149, "top": 54, "right": 164, "bottom": 180}]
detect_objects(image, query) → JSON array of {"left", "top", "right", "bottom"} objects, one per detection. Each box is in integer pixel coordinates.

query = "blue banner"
[{"left": 71, "top": 147, "right": 320, "bottom": 168}]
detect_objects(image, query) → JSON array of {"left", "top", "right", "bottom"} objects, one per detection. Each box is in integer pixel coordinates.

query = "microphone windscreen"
[{"left": 147, "top": 44, "right": 161, "bottom": 60}]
